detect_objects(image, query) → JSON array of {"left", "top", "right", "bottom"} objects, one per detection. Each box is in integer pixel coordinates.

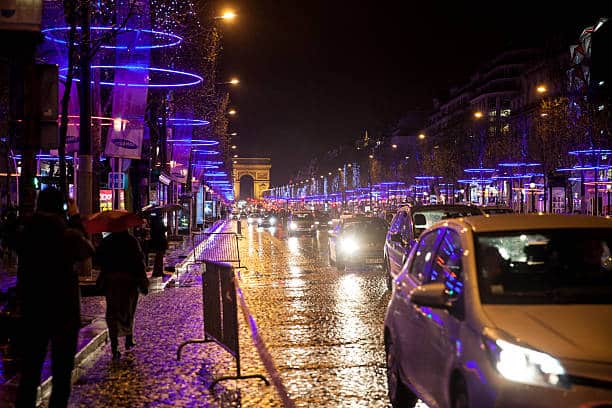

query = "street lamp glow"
[
  {"left": 217, "top": 10, "right": 237, "bottom": 21},
  {"left": 113, "top": 117, "right": 123, "bottom": 132},
  {"left": 229, "top": 78, "right": 240, "bottom": 85},
  {"left": 233, "top": 154, "right": 238, "bottom": 158},
  {"left": 228, "top": 109, "right": 237, "bottom": 115},
  {"left": 392, "top": 144, "right": 398, "bottom": 149},
  {"left": 418, "top": 133, "right": 426, "bottom": 140},
  {"left": 536, "top": 85, "right": 547, "bottom": 94},
  {"left": 328, "top": 172, "right": 332, "bottom": 175},
  {"left": 231, "top": 145, "right": 237, "bottom": 149},
  {"left": 369, "top": 154, "right": 374, "bottom": 159},
  {"left": 474, "top": 111, "right": 483, "bottom": 119},
  {"left": 230, "top": 132, "right": 238, "bottom": 136},
  {"left": 347, "top": 163, "right": 352, "bottom": 167}
]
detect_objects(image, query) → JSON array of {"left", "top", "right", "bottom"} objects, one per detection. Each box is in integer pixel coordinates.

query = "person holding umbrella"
[{"left": 90, "top": 210, "right": 149, "bottom": 361}]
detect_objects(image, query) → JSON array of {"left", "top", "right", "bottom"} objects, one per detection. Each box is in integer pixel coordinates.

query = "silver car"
[{"left": 384, "top": 214, "right": 612, "bottom": 408}]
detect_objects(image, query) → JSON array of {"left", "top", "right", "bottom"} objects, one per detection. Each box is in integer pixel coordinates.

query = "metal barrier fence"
[
  {"left": 190, "top": 231, "right": 241, "bottom": 268},
  {"left": 177, "top": 261, "right": 269, "bottom": 391}
]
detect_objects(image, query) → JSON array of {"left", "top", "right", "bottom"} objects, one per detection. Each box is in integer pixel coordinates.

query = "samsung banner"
[{"left": 104, "top": 124, "right": 144, "bottom": 159}]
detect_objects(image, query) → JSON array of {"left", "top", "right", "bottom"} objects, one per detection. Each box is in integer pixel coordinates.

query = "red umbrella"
[{"left": 85, "top": 210, "right": 144, "bottom": 233}]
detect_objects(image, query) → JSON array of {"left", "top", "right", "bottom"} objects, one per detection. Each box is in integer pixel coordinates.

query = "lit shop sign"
[{"left": 158, "top": 173, "right": 171, "bottom": 185}]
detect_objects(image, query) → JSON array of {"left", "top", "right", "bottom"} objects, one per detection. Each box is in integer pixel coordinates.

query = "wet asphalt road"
[
  {"left": 65, "top": 220, "right": 411, "bottom": 407},
  {"left": 236, "top": 222, "right": 391, "bottom": 406}
]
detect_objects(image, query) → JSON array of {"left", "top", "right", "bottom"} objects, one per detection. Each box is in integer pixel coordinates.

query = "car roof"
[
  {"left": 396, "top": 204, "right": 484, "bottom": 214},
  {"left": 435, "top": 214, "right": 612, "bottom": 233}
]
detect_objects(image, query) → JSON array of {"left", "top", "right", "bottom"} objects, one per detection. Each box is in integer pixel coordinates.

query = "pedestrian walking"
[
  {"left": 15, "top": 189, "right": 94, "bottom": 408},
  {"left": 1, "top": 207, "right": 18, "bottom": 268},
  {"left": 95, "top": 229, "right": 149, "bottom": 361},
  {"left": 147, "top": 212, "right": 168, "bottom": 277}
]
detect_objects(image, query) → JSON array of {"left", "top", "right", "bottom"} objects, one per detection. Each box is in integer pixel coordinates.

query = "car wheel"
[
  {"left": 451, "top": 376, "right": 469, "bottom": 408},
  {"left": 329, "top": 245, "right": 336, "bottom": 266},
  {"left": 385, "top": 335, "right": 418, "bottom": 408}
]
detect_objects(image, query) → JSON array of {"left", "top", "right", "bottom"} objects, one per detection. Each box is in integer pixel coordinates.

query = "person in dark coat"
[
  {"left": 15, "top": 189, "right": 94, "bottom": 408},
  {"left": 96, "top": 229, "right": 149, "bottom": 360},
  {"left": 147, "top": 212, "right": 168, "bottom": 277}
]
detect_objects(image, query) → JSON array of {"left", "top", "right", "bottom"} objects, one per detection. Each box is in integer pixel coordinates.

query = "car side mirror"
[
  {"left": 413, "top": 213, "right": 427, "bottom": 228},
  {"left": 410, "top": 282, "right": 451, "bottom": 309},
  {"left": 390, "top": 233, "right": 403, "bottom": 243}
]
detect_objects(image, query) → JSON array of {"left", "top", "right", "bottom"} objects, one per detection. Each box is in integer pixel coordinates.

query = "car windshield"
[
  {"left": 342, "top": 218, "right": 387, "bottom": 236},
  {"left": 413, "top": 207, "right": 483, "bottom": 237},
  {"left": 483, "top": 207, "right": 513, "bottom": 214},
  {"left": 294, "top": 213, "right": 314, "bottom": 221},
  {"left": 476, "top": 228, "right": 612, "bottom": 305}
]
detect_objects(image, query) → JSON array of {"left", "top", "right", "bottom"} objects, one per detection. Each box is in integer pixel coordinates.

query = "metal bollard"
[{"left": 236, "top": 219, "right": 242, "bottom": 235}]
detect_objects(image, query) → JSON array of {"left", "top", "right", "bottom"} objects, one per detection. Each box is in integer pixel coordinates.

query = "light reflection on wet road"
[{"left": 237, "top": 222, "right": 393, "bottom": 407}]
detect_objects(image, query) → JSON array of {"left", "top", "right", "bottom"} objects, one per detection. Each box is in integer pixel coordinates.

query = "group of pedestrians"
[{"left": 13, "top": 188, "right": 151, "bottom": 408}]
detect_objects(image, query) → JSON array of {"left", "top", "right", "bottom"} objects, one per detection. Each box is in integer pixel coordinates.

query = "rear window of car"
[
  {"left": 414, "top": 208, "right": 482, "bottom": 227},
  {"left": 343, "top": 218, "right": 387, "bottom": 234},
  {"left": 294, "top": 213, "right": 314, "bottom": 220}
]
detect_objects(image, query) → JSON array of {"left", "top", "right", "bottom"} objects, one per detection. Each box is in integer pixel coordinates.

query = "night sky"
[{"left": 219, "top": 2, "right": 607, "bottom": 185}]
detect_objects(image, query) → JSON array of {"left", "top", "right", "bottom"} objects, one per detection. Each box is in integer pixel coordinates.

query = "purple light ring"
[
  {"left": 166, "top": 139, "right": 219, "bottom": 146},
  {"left": 497, "top": 162, "right": 542, "bottom": 167},
  {"left": 464, "top": 168, "right": 495, "bottom": 173},
  {"left": 457, "top": 179, "right": 494, "bottom": 184},
  {"left": 493, "top": 175, "right": 536, "bottom": 180},
  {"left": 59, "top": 66, "right": 203, "bottom": 88},
  {"left": 557, "top": 165, "right": 612, "bottom": 171},
  {"left": 165, "top": 118, "right": 210, "bottom": 126},
  {"left": 42, "top": 27, "right": 183, "bottom": 50},
  {"left": 193, "top": 164, "right": 219, "bottom": 169},
  {"left": 568, "top": 177, "right": 595, "bottom": 182},
  {"left": 569, "top": 149, "right": 612, "bottom": 156}
]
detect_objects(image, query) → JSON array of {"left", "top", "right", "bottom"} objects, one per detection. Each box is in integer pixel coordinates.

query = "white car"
[{"left": 384, "top": 214, "right": 612, "bottom": 408}]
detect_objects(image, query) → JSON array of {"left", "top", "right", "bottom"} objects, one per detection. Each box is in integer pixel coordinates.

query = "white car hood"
[{"left": 482, "top": 305, "right": 612, "bottom": 364}]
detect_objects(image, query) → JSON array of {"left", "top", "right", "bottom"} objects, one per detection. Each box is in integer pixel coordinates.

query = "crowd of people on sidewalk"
[{"left": 4, "top": 188, "right": 155, "bottom": 408}]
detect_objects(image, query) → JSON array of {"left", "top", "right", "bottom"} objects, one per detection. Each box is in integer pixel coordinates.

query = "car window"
[
  {"left": 430, "top": 229, "right": 464, "bottom": 295},
  {"left": 399, "top": 215, "right": 412, "bottom": 242},
  {"left": 389, "top": 211, "right": 406, "bottom": 234},
  {"left": 409, "top": 229, "right": 443, "bottom": 282}
]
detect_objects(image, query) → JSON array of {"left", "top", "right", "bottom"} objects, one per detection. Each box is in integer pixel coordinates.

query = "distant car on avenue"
[
  {"left": 384, "top": 204, "right": 484, "bottom": 289},
  {"left": 328, "top": 216, "right": 388, "bottom": 270},
  {"left": 288, "top": 212, "right": 316, "bottom": 236}
]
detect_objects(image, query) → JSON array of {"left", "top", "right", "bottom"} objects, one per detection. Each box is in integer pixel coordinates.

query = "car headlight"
[
  {"left": 315, "top": 221, "right": 320, "bottom": 225},
  {"left": 485, "top": 337, "right": 567, "bottom": 388},
  {"left": 328, "top": 220, "right": 333, "bottom": 225},
  {"left": 340, "top": 237, "right": 359, "bottom": 254},
  {"left": 258, "top": 218, "right": 263, "bottom": 223},
  {"left": 290, "top": 222, "right": 298, "bottom": 230},
  {"left": 270, "top": 217, "right": 276, "bottom": 224},
  {"left": 247, "top": 217, "right": 253, "bottom": 223}
]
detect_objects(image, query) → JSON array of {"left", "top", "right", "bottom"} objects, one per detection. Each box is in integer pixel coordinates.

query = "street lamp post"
[{"left": 530, "top": 182, "right": 537, "bottom": 212}]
